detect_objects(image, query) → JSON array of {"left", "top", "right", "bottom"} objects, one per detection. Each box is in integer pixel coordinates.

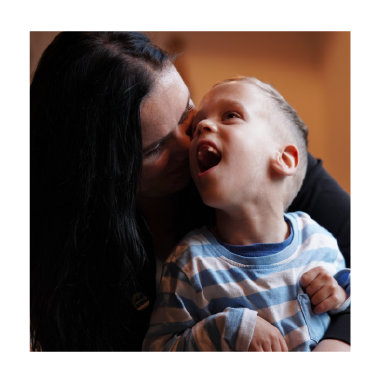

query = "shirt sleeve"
[
  {"left": 329, "top": 269, "right": 351, "bottom": 314},
  {"left": 142, "top": 261, "right": 257, "bottom": 351}
]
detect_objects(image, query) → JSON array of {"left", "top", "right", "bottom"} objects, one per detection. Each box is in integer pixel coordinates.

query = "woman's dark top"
[
  {"left": 288, "top": 153, "right": 350, "bottom": 268},
  {"left": 288, "top": 153, "right": 350, "bottom": 344},
  {"left": 134, "top": 152, "right": 350, "bottom": 349}
]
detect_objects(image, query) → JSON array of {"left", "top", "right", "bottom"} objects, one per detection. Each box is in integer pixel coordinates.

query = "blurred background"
[{"left": 30, "top": 32, "right": 350, "bottom": 194}]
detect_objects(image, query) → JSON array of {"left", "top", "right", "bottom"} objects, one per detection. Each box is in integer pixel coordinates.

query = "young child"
[{"left": 143, "top": 77, "right": 351, "bottom": 352}]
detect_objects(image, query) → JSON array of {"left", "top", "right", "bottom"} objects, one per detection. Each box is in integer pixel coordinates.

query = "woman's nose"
[{"left": 172, "top": 125, "right": 191, "bottom": 159}]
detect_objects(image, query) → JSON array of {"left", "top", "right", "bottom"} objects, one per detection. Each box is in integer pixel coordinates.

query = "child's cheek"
[{"left": 189, "top": 139, "right": 196, "bottom": 158}]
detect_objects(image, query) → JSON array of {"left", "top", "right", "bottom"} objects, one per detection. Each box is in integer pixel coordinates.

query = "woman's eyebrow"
[{"left": 177, "top": 93, "right": 191, "bottom": 125}]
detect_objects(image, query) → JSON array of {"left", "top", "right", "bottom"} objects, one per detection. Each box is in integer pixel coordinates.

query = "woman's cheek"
[{"left": 142, "top": 152, "right": 170, "bottom": 180}]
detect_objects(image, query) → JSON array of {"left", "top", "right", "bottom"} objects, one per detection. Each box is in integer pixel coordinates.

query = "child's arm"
[
  {"left": 248, "top": 315, "right": 288, "bottom": 352},
  {"left": 143, "top": 260, "right": 287, "bottom": 351},
  {"left": 143, "top": 261, "right": 256, "bottom": 351},
  {"left": 300, "top": 266, "right": 351, "bottom": 314}
]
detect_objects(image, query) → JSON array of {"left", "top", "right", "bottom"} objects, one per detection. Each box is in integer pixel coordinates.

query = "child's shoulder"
[
  {"left": 285, "top": 211, "right": 345, "bottom": 267},
  {"left": 166, "top": 226, "right": 215, "bottom": 268},
  {"left": 285, "top": 211, "right": 338, "bottom": 247},
  {"left": 286, "top": 211, "right": 331, "bottom": 235}
]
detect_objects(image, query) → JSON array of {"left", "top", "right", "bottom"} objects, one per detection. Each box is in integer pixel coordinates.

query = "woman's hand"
[
  {"left": 300, "top": 266, "right": 348, "bottom": 314},
  {"left": 248, "top": 315, "right": 288, "bottom": 352}
]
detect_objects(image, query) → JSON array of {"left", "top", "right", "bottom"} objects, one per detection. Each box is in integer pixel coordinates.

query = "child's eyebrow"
[{"left": 220, "top": 99, "right": 246, "bottom": 110}]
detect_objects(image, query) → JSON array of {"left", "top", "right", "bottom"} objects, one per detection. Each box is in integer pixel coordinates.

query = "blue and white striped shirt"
[{"left": 143, "top": 212, "right": 350, "bottom": 352}]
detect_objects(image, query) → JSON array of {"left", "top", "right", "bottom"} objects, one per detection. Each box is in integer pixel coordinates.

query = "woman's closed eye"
[
  {"left": 145, "top": 141, "right": 164, "bottom": 158},
  {"left": 179, "top": 104, "right": 195, "bottom": 125}
]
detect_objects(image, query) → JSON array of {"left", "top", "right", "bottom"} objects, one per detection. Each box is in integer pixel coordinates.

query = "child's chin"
[{"left": 200, "top": 192, "right": 226, "bottom": 209}]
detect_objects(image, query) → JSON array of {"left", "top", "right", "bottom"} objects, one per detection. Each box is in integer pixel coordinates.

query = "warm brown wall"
[
  {"left": 30, "top": 32, "right": 59, "bottom": 80},
  {"left": 30, "top": 32, "right": 350, "bottom": 194},
  {"left": 147, "top": 32, "right": 350, "bottom": 194},
  {"left": 320, "top": 33, "right": 350, "bottom": 193}
]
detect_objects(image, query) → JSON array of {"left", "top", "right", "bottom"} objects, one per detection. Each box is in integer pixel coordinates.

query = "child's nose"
[{"left": 195, "top": 119, "right": 217, "bottom": 138}]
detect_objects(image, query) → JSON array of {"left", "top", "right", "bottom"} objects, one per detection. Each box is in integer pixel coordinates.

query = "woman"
[{"left": 30, "top": 32, "right": 350, "bottom": 351}]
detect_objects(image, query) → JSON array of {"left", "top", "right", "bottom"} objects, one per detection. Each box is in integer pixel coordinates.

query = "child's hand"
[
  {"left": 248, "top": 315, "right": 288, "bottom": 352},
  {"left": 300, "top": 266, "right": 348, "bottom": 314}
]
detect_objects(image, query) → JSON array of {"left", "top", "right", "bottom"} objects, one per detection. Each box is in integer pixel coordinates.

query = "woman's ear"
[{"left": 271, "top": 145, "right": 299, "bottom": 176}]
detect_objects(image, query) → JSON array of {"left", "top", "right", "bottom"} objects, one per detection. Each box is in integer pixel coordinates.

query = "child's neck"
[{"left": 213, "top": 202, "right": 289, "bottom": 246}]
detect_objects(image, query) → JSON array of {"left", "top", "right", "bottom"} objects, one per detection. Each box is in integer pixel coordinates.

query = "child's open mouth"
[{"left": 197, "top": 142, "right": 222, "bottom": 174}]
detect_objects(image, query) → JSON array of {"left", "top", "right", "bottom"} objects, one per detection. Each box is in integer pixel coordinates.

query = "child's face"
[{"left": 189, "top": 81, "right": 279, "bottom": 209}]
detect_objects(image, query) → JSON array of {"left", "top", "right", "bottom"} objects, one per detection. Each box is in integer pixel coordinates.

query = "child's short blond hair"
[{"left": 213, "top": 76, "right": 309, "bottom": 210}]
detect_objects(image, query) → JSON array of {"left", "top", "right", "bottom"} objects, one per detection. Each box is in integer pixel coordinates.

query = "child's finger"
[
  {"left": 314, "top": 286, "right": 348, "bottom": 313},
  {"left": 310, "top": 284, "right": 336, "bottom": 306},
  {"left": 300, "top": 266, "right": 325, "bottom": 288},
  {"left": 303, "top": 277, "right": 324, "bottom": 298},
  {"left": 280, "top": 337, "right": 289, "bottom": 352},
  {"left": 261, "top": 341, "right": 271, "bottom": 352},
  {"left": 313, "top": 296, "right": 340, "bottom": 314},
  {"left": 270, "top": 339, "right": 282, "bottom": 352}
]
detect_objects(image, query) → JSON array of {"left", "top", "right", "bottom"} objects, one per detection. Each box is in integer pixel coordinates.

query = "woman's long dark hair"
[{"left": 30, "top": 32, "right": 170, "bottom": 351}]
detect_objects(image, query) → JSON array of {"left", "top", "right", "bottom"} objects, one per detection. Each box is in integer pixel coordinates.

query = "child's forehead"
[
  {"left": 201, "top": 80, "right": 267, "bottom": 113},
  {"left": 208, "top": 80, "right": 265, "bottom": 102}
]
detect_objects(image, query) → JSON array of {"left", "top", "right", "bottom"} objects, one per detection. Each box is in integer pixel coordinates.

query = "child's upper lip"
[{"left": 195, "top": 139, "right": 220, "bottom": 155}]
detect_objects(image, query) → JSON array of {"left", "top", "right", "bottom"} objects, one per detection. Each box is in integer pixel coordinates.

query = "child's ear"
[{"left": 271, "top": 145, "right": 299, "bottom": 176}]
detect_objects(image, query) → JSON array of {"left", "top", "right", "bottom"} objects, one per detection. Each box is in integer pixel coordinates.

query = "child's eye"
[{"left": 223, "top": 112, "right": 240, "bottom": 120}]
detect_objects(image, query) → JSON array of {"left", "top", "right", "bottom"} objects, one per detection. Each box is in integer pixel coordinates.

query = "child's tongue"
[{"left": 198, "top": 145, "right": 221, "bottom": 173}]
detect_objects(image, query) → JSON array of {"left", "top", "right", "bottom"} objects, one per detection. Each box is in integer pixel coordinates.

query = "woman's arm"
[
  {"left": 289, "top": 153, "right": 350, "bottom": 347},
  {"left": 312, "top": 339, "right": 350, "bottom": 352}
]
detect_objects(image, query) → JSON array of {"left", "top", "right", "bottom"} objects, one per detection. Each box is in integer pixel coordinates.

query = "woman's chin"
[
  {"left": 139, "top": 172, "right": 191, "bottom": 199},
  {"left": 170, "top": 171, "right": 191, "bottom": 193}
]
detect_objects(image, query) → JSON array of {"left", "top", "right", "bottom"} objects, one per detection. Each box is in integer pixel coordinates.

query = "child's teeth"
[
  {"left": 197, "top": 144, "right": 221, "bottom": 163},
  {"left": 197, "top": 144, "right": 222, "bottom": 172}
]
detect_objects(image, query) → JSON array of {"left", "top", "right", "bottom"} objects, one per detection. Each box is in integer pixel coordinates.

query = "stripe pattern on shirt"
[{"left": 143, "top": 212, "right": 350, "bottom": 352}]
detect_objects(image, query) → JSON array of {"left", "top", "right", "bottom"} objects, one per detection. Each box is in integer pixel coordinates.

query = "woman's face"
[{"left": 139, "top": 65, "right": 196, "bottom": 199}]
